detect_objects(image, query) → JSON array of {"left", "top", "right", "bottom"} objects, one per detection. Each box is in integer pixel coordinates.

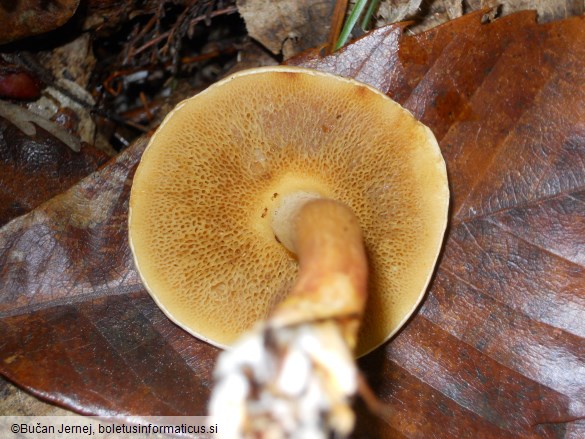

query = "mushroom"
[{"left": 128, "top": 66, "right": 449, "bottom": 437}]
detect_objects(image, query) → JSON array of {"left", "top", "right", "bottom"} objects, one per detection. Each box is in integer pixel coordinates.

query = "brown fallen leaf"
[
  {"left": 0, "top": 0, "right": 80, "bottom": 45},
  {"left": 376, "top": 0, "right": 425, "bottom": 25},
  {"left": 469, "top": 0, "right": 584, "bottom": 23},
  {"left": 237, "top": 0, "right": 335, "bottom": 58},
  {"left": 0, "top": 113, "right": 109, "bottom": 227},
  {"left": 1, "top": 10, "right": 584, "bottom": 437},
  {"left": 372, "top": 0, "right": 583, "bottom": 34}
]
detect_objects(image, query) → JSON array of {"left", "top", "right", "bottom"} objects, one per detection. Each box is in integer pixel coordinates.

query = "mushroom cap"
[{"left": 128, "top": 66, "right": 449, "bottom": 357}]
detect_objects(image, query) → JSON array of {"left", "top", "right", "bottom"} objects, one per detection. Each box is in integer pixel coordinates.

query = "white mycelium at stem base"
[{"left": 210, "top": 195, "right": 368, "bottom": 439}]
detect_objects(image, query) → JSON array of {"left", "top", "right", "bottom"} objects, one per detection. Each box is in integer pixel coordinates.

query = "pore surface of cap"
[{"left": 129, "top": 66, "right": 449, "bottom": 357}]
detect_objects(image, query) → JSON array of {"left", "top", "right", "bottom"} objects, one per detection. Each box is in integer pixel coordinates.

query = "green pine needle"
[
  {"left": 360, "top": 0, "right": 380, "bottom": 30},
  {"left": 334, "top": 0, "right": 369, "bottom": 51}
]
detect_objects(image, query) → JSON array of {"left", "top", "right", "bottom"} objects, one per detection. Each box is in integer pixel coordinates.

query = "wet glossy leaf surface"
[{"left": 1, "top": 10, "right": 584, "bottom": 437}]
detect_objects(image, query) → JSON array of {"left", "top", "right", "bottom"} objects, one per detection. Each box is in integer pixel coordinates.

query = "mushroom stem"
[
  {"left": 210, "top": 197, "right": 369, "bottom": 438},
  {"left": 271, "top": 197, "right": 368, "bottom": 349}
]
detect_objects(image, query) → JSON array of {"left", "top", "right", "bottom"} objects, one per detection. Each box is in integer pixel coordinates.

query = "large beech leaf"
[{"left": 1, "top": 10, "right": 584, "bottom": 437}]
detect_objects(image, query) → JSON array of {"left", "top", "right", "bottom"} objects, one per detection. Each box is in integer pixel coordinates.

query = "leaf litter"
[{"left": 0, "top": 1, "right": 584, "bottom": 437}]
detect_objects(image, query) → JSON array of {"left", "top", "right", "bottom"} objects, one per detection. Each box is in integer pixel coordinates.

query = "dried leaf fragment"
[
  {"left": 237, "top": 0, "right": 335, "bottom": 58},
  {"left": 0, "top": 0, "right": 80, "bottom": 44},
  {"left": 0, "top": 108, "right": 108, "bottom": 226},
  {"left": 0, "top": 101, "right": 81, "bottom": 152}
]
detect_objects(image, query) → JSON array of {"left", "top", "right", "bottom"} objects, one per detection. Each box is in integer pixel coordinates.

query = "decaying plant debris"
[
  {"left": 1, "top": 0, "right": 245, "bottom": 154},
  {"left": 2, "top": 0, "right": 581, "bottom": 156}
]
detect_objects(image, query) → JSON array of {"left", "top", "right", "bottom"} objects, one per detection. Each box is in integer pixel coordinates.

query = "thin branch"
[
  {"left": 130, "top": 5, "right": 238, "bottom": 59},
  {"left": 327, "top": 0, "right": 349, "bottom": 54}
]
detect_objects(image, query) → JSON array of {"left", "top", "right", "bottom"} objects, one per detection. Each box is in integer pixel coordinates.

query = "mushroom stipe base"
[{"left": 270, "top": 196, "right": 368, "bottom": 351}]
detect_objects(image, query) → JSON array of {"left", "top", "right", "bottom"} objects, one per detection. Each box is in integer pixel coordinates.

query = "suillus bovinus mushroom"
[{"left": 128, "top": 66, "right": 449, "bottom": 437}]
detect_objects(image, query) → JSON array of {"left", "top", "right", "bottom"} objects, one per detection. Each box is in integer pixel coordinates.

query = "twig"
[
  {"left": 131, "top": 5, "right": 238, "bottom": 59},
  {"left": 91, "top": 107, "right": 150, "bottom": 133},
  {"left": 139, "top": 92, "right": 154, "bottom": 122},
  {"left": 124, "top": 13, "right": 159, "bottom": 64},
  {"left": 327, "top": 0, "right": 349, "bottom": 54},
  {"left": 357, "top": 374, "right": 393, "bottom": 424},
  {"left": 180, "top": 46, "right": 237, "bottom": 65}
]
